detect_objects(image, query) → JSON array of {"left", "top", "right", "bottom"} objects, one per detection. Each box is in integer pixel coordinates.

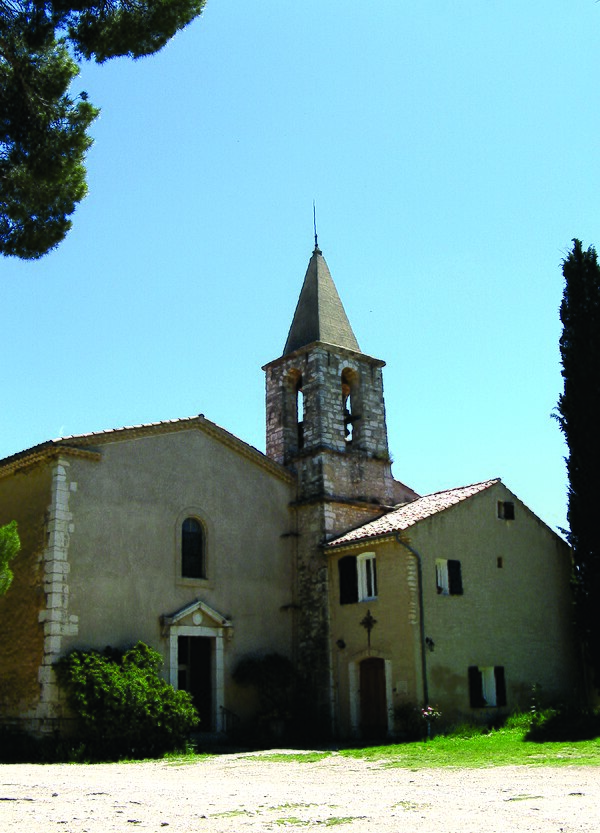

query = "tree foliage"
[
  {"left": 555, "top": 239, "right": 600, "bottom": 689},
  {"left": 56, "top": 641, "right": 199, "bottom": 759},
  {"left": 0, "top": 0, "right": 206, "bottom": 260},
  {"left": 0, "top": 520, "right": 20, "bottom": 595}
]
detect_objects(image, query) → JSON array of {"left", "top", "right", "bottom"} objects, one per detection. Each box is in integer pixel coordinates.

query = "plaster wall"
[
  {"left": 411, "top": 482, "right": 578, "bottom": 720},
  {"left": 55, "top": 428, "right": 296, "bottom": 722},
  {"left": 327, "top": 482, "right": 578, "bottom": 737},
  {"left": 328, "top": 539, "right": 420, "bottom": 737}
]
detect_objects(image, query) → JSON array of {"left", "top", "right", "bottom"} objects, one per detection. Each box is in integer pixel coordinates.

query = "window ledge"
[{"left": 177, "top": 577, "right": 213, "bottom": 589}]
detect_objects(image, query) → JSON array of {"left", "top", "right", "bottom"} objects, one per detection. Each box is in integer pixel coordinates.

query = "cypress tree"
[{"left": 556, "top": 239, "right": 600, "bottom": 689}]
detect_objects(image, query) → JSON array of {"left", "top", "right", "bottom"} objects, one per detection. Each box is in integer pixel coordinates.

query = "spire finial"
[{"left": 313, "top": 201, "right": 321, "bottom": 253}]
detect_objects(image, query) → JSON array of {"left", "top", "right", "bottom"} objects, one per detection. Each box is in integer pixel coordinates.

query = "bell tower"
[
  {"left": 264, "top": 244, "right": 401, "bottom": 505},
  {"left": 263, "top": 243, "right": 414, "bottom": 733}
]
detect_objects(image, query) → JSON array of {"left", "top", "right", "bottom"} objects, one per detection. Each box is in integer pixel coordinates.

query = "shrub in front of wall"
[
  {"left": 233, "top": 653, "right": 295, "bottom": 717},
  {"left": 393, "top": 702, "right": 427, "bottom": 741},
  {"left": 56, "top": 641, "right": 199, "bottom": 760},
  {"left": 525, "top": 706, "right": 600, "bottom": 742},
  {"left": 233, "top": 653, "right": 296, "bottom": 743}
]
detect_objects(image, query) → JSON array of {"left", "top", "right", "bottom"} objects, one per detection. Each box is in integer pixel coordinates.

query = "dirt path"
[{"left": 1, "top": 752, "right": 598, "bottom": 832}]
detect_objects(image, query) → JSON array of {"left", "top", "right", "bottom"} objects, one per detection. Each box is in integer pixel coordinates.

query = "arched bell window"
[
  {"left": 295, "top": 373, "right": 304, "bottom": 450},
  {"left": 285, "top": 369, "right": 304, "bottom": 452},
  {"left": 182, "top": 517, "right": 205, "bottom": 579},
  {"left": 341, "top": 368, "right": 360, "bottom": 446}
]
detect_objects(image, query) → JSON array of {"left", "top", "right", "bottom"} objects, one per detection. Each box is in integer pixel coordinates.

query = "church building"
[{"left": 0, "top": 243, "right": 579, "bottom": 739}]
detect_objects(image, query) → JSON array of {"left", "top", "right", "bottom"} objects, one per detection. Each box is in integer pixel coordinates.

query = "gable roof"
[
  {"left": 326, "top": 479, "right": 500, "bottom": 548},
  {"left": 0, "top": 414, "right": 294, "bottom": 483},
  {"left": 283, "top": 247, "right": 361, "bottom": 355}
]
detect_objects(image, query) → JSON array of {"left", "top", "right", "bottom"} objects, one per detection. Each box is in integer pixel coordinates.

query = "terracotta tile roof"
[{"left": 327, "top": 478, "right": 500, "bottom": 548}]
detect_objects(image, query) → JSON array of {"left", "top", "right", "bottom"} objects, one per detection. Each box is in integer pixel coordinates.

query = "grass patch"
[
  {"left": 242, "top": 751, "right": 331, "bottom": 763},
  {"left": 337, "top": 726, "right": 600, "bottom": 768},
  {"left": 164, "top": 751, "right": 214, "bottom": 765},
  {"left": 505, "top": 794, "right": 544, "bottom": 802},
  {"left": 322, "top": 818, "right": 356, "bottom": 826},
  {"left": 274, "top": 818, "right": 357, "bottom": 827},
  {"left": 188, "top": 718, "right": 600, "bottom": 769},
  {"left": 274, "top": 817, "right": 310, "bottom": 826},
  {"left": 393, "top": 800, "right": 429, "bottom": 810},
  {"left": 210, "top": 809, "right": 250, "bottom": 818}
]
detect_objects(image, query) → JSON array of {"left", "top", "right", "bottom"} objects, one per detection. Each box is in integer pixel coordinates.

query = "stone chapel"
[{"left": 0, "top": 243, "right": 580, "bottom": 739}]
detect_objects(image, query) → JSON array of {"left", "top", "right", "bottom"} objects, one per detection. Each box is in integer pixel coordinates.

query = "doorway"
[
  {"left": 178, "top": 636, "right": 213, "bottom": 731},
  {"left": 359, "top": 657, "right": 387, "bottom": 739}
]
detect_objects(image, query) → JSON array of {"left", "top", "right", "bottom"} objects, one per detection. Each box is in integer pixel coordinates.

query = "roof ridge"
[
  {"left": 52, "top": 414, "right": 202, "bottom": 444},
  {"left": 327, "top": 477, "right": 502, "bottom": 549},
  {"left": 0, "top": 414, "right": 294, "bottom": 484},
  {"left": 419, "top": 478, "right": 500, "bottom": 499}
]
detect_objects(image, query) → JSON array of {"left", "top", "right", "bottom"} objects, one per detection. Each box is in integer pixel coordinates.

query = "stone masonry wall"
[
  {"left": 265, "top": 342, "right": 400, "bottom": 736},
  {"left": 265, "top": 346, "right": 389, "bottom": 465},
  {"left": 0, "top": 464, "right": 51, "bottom": 724},
  {"left": 32, "top": 457, "right": 80, "bottom": 731}
]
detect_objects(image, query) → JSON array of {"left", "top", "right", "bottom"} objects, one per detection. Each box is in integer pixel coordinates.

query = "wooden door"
[
  {"left": 360, "top": 657, "right": 387, "bottom": 739},
  {"left": 178, "top": 636, "right": 213, "bottom": 731}
]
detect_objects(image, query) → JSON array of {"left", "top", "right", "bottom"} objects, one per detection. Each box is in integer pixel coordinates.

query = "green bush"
[
  {"left": 56, "top": 642, "right": 199, "bottom": 760},
  {"left": 441, "top": 721, "right": 492, "bottom": 739},
  {"left": 525, "top": 706, "right": 600, "bottom": 742},
  {"left": 0, "top": 520, "right": 20, "bottom": 595},
  {"left": 393, "top": 702, "right": 426, "bottom": 740},
  {"left": 503, "top": 710, "right": 536, "bottom": 732}
]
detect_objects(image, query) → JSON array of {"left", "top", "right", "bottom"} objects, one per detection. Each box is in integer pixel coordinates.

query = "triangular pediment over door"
[{"left": 161, "top": 600, "right": 233, "bottom": 733}]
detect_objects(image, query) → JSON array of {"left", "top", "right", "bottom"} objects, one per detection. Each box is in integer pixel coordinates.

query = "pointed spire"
[{"left": 283, "top": 247, "right": 361, "bottom": 355}]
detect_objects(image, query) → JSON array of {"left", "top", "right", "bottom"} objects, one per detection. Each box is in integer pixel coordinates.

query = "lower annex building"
[{"left": 0, "top": 244, "right": 579, "bottom": 739}]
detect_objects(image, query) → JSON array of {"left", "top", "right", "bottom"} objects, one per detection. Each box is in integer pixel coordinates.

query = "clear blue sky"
[{"left": 3, "top": 1, "right": 600, "bottom": 535}]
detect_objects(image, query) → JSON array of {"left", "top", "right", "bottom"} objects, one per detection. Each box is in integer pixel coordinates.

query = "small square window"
[
  {"left": 436, "top": 559, "right": 463, "bottom": 595},
  {"left": 497, "top": 500, "right": 515, "bottom": 520}
]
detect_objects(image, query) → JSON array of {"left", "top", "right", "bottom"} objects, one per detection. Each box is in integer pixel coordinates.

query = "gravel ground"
[{"left": 1, "top": 752, "right": 599, "bottom": 833}]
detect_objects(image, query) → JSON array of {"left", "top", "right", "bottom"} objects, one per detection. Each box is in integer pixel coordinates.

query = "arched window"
[
  {"left": 341, "top": 368, "right": 359, "bottom": 445},
  {"left": 285, "top": 369, "right": 304, "bottom": 452},
  {"left": 295, "top": 373, "right": 304, "bottom": 450},
  {"left": 182, "top": 517, "right": 205, "bottom": 579}
]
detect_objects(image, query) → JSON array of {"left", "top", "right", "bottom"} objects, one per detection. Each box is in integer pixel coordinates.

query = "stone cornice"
[
  {"left": 290, "top": 493, "right": 395, "bottom": 512},
  {"left": 0, "top": 445, "right": 101, "bottom": 478},
  {"left": 0, "top": 415, "right": 294, "bottom": 485},
  {"left": 262, "top": 341, "right": 385, "bottom": 371}
]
